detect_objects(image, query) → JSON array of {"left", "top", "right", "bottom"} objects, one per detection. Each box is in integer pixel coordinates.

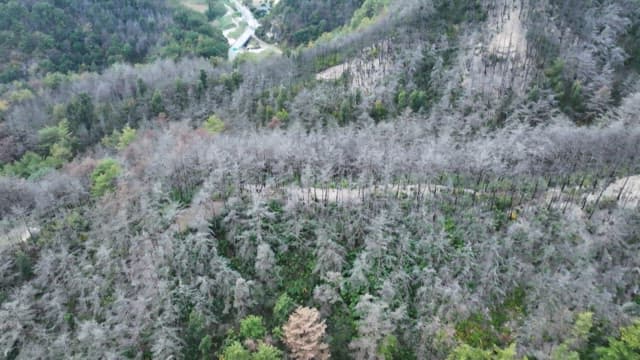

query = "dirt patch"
[
  {"left": 315, "top": 43, "right": 392, "bottom": 93},
  {"left": 316, "top": 58, "right": 389, "bottom": 93},
  {"left": 175, "top": 199, "right": 225, "bottom": 233},
  {"left": 488, "top": 3, "right": 527, "bottom": 58},
  {"left": 0, "top": 225, "right": 39, "bottom": 248},
  {"left": 587, "top": 175, "right": 640, "bottom": 209},
  {"left": 460, "top": 0, "right": 533, "bottom": 99},
  {"left": 182, "top": 1, "right": 207, "bottom": 13},
  {"left": 316, "top": 63, "right": 349, "bottom": 81}
]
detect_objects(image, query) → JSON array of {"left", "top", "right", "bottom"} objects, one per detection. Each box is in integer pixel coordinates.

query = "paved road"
[{"left": 228, "top": 0, "right": 261, "bottom": 60}]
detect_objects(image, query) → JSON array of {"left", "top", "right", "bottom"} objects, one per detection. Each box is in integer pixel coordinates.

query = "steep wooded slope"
[
  {"left": 258, "top": 0, "right": 367, "bottom": 45},
  {"left": 0, "top": 0, "right": 228, "bottom": 83}
]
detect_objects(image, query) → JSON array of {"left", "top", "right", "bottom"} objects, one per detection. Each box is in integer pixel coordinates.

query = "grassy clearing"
[
  {"left": 179, "top": 0, "right": 207, "bottom": 13},
  {"left": 216, "top": 13, "right": 236, "bottom": 30},
  {"left": 179, "top": 0, "right": 234, "bottom": 23},
  {"left": 228, "top": 21, "right": 248, "bottom": 39}
]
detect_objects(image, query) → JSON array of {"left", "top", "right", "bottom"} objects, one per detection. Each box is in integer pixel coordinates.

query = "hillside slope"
[
  {"left": 0, "top": 0, "right": 228, "bottom": 83},
  {"left": 258, "top": 0, "right": 368, "bottom": 45}
]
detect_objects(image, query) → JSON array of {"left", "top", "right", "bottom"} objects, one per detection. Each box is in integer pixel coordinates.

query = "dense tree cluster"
[
  {"left": 0, "top": 0, "right": 228, "bottom": 83},
  {"left": 160, "top": 7, "right": 229, "bottom": 60},
  {"left": 258, "top": 0, "right": 367, "bottom": 45},
  {"left": 0, "top": 113, "right": 638, "bottom": 358}
]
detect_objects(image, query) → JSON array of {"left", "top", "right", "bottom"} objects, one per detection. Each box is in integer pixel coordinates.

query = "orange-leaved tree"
[{"left": 282, "top": 307, "right": 330, "bottom": 360}]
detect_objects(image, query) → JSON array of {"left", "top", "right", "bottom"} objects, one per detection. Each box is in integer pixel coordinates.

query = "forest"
[
  {"left": 1, "top": 0, "right": 640, "bottom": 359},
  {"left": 257, "top": 0, "right": 393, "bottom": 46},
  {"left": 258, "top": 0, "right": 366, "bottom": 45},
  {"left": 0, "top": 0, "right": 228, "bottom": 83}
]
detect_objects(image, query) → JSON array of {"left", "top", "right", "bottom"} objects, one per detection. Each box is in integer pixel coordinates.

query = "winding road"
[
  {"left": 227, "top": 0, "right": 272, "bottom": 60},
  {"left": 182, "top": 0, "right": 277, "bottom": 60}
]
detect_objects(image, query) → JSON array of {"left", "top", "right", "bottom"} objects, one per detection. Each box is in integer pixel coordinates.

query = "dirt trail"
[
  {"left": 7, "top": 176, "right": 638, "bottom": 247},
  {"left": 241, "top": 183, "right": 476, "bottom": 205},
  {"left": 241, "top": 176, "right": 640, "bottom": 210}
]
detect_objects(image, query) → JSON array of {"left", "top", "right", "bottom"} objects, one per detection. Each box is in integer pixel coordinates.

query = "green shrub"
[
  {"left": 116, "top": 125, "right": 137, "bottom": 150},
  {"left": 448, "top": 343, "right": 492, "bottom": 359},
  {"left": 551, "top": 344, "right": 580, "bottom": 360},
  {"left": 198, "top": 335, "right": 213, "bottom": 358},
  {"left": 3, "top": 119, "right": 74, "bottom": 178},
  {"left": 447, "top": 343, "right": 518, "bottom": 360},
  {"left": 273, "top": 293, "right": 296, "bottom": 325},
  {"left": 544, "top": 59, "right": 587, "bottom": 123},
  {"left": 551, "top": 312, "right": 593, "bottom": 360},
  {"left": 38, "top": 120, "right": 71, "bottom": 151},
  {"left": 15, "top": 250, "right": 34, "bottom": 280},
  {"left": 150, "top": 90, "right": 165, "bottom": 116},
  {"left": 378, "top": 335, "right": 400, "bottom": 359},
  {"left": 42, "top": 72, "right": 68, "bottom": 90},
  {"left": 275, "top": 109, "right": 289, "bottom": 123},
  {"left": 396, "top": 90, "right": 408, "bottom": 109},
  {"left": 90, "top": 159, "right": 121, "bottom": 197},
  {"left": 8, "top": 89, "right": 34, "bottom": 103},
  {"left": 435, "top": 0, "right": 487, "bottom": 24},
  {"left": 253, "top": 343, "right": 282, "bottom": 360},
  {"left": 2, "top": 152, "right": 51, "bottom": 179},
  {"left": 240, "top": 315, "right": 266, "bottom": 340},
  {"left": 183, "top": 310, "right": 209, "bottom": 359},
  {"left": 370, "top": 99, "right": 388, "bottom": 122},
  {"left": 409, "top": 90, "right": 428, "bottom": 112},
  {"left": 204, "top": 114, "right": 225, "bottom": 134},
  {"left": 596, "top": 319, "right": 640, "bottom": 360},
  {"left": 222, "top": 341, "right": 251, "bottom": 360},
  {"left": 350, "top": 0, "right": 390, "bottom": 29},
  {"left": 206, "top": 0, "right": 226, "bottom": 20},
  {"left": 169, "top": 186, "right": 198, "bottom": 207},
  {"left": 455, "top": 313, "right": 500, "bottom": 349}
]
